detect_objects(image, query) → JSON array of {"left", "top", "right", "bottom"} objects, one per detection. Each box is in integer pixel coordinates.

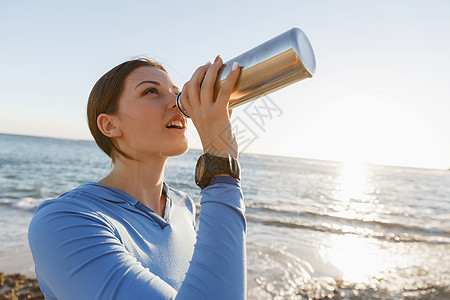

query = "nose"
[
  {"left": 168, "top": 92, "right": 177, "bottom": 110},
  {"left": 168, "top": 92, "right": 186, "bottom": 118}
]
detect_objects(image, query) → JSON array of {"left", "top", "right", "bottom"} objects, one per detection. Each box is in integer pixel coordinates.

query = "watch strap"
[{"left": 195, "top": 153, "right": 240, "bottom": 189}]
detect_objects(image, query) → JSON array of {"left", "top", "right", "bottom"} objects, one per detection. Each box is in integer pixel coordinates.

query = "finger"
[
  {"left": 200, "top": 55, "right": 223, "bottom": 104},
  {"left": 216, "top": 61, "right": 240, "bottom": 108},
  {"left": 191, "top": 61, "right": 212, "bottom": 83},
  {"left": 187, "top": 62, "right": 212, "bottom": 107}
]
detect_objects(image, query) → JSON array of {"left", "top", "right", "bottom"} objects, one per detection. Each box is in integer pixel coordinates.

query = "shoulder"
[
  {"left": 28, "top": 184, "right": 121, "bottom": 257},
  {"left": 29, "top": 183, "right": 115, "bottom": 233},
  {"left": 34, "top": 183, "right": 100, "bottom": 213}
]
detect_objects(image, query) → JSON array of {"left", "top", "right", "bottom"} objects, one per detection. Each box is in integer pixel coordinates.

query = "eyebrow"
[{"left": 135, "top": 80, "right": 160, "bottom": 89}]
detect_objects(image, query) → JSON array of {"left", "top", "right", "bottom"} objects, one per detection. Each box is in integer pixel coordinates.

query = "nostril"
[
  {"left": 171, "top": 93, "right": 179, "bottom": 108},
  {"left": 168, "top": 96, "right": 177, "bottom": 109}
]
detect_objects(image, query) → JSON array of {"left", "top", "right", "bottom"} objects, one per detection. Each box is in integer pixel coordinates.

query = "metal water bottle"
[{"left": 176, "top": 27, "right": 316, "bottom": 117}]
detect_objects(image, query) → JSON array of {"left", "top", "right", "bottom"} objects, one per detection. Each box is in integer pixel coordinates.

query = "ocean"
[{"left": 0, "top": 133, "right": 449, "bottom": 299}]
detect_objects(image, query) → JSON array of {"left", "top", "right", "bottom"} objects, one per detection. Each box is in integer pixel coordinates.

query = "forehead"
[{"left": 125, "top": 66, "right": 174, "bottom": 88}]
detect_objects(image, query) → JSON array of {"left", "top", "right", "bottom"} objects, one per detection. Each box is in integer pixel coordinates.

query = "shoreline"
[
  {"left": 0, "top": 272, "right": 43, "bottom": 299},
  {"left": 0, "top": 248, "right": 36, "bottom": 279},
  {"left": 0, "top": 206, "right": 36, "bottom": 278}
]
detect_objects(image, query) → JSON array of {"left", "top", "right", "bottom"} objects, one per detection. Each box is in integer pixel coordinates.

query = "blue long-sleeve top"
[{"left": 28, "top": 176, "right": 246, "bottom": 299}]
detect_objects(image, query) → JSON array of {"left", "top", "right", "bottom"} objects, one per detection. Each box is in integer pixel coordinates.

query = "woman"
[{"left": 28, "top": 56, "right": 246, "bottom": 299}]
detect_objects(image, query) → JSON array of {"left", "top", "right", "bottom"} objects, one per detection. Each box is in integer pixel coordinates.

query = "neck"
[{"left": 98, "top": 155, "right": 168, "bottom": 217}]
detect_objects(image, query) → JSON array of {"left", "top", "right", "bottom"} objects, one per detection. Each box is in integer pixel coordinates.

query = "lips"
[{"left": 165, "top": 115, "right": 186, "bottom": 130}]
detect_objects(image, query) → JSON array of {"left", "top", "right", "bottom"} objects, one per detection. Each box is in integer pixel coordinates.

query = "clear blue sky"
[{"left": 1, "top": 0, "right": 449, "bottom": 169}]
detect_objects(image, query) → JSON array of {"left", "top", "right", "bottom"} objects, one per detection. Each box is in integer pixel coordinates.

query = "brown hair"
[{"left": 87, "top": 58, "right": 167, "bottom": 161}]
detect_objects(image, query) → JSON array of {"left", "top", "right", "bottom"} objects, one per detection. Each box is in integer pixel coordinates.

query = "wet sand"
[{"left": 0, "top": 273, "right": 43, "bottom": 300}]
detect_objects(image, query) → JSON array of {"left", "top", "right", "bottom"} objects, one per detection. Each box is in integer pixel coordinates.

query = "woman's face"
[{"left": 113, "top": 66, "right": 188, "bottom": 159}]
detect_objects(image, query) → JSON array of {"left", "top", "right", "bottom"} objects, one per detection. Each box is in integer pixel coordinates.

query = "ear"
[{"left": 97, "top": 113, "right": 122, "bottom": 138}]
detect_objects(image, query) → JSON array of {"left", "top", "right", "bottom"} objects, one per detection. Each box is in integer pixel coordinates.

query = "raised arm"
[{"left": 178, "top": 176, "right": 246, "bottom": 299}]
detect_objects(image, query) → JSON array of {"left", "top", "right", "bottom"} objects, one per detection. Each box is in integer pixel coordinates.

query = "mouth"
[{"left": 165, "top": 117, "right": 187, "bottom": 131}]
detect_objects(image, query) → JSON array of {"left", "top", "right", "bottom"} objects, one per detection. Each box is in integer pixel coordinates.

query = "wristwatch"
[{"left": 195, "top": 153, "right": 241, "bottom": 189}]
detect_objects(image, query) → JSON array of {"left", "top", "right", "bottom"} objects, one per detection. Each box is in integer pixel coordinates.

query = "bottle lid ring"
[{"left": 176, "top": 92, "right": 191, "bottom": 118}]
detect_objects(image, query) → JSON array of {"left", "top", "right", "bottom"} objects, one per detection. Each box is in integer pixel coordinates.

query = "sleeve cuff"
[{"left": 208, "top": 175, "right": 240, "bottom": 187}]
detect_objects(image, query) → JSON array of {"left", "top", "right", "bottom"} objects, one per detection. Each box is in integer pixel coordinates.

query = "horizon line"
[{"left": 1, "top": 131, "right": 447, "bottom": 172}]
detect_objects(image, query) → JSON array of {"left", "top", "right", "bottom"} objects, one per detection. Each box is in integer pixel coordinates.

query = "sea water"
[{"left": 0, "top": 133, "right": 449, "bottom": 299}]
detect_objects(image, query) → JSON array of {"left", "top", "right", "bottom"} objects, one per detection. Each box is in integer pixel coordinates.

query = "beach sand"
[
  {"left": 0, "top": 207, "right": 42, "bottom": 299},
  {"left": 0, "top": 273, "right": 43, "bottom": 300}
]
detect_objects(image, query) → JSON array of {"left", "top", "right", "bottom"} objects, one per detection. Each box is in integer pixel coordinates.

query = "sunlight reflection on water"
[
  {"left": 326, "top": 163, "right": 388, "bottom": 282},
  {"left": 320, "top": 234, "right": 387, "bottom": 282},
  {"left": 334, "top": 162, "right": 370, "bottom": 202}
]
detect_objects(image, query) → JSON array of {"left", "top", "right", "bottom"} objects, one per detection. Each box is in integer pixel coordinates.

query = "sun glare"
[
  {"left": 334, "top": 162, "right": 369, "bottom": 202},
  {"left": 321, "top": 234, "right": 387, "bottom": 282},
  {"left": 321, "top": 162, "right": 390, "bottom": 282},
  {"left": 330, "top": 162, "right": 381, "bottom": 221}
]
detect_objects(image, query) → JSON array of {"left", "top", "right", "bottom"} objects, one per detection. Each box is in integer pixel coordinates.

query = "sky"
[{"left": 1, "top": 0, "right": 449, "bottom": 170}]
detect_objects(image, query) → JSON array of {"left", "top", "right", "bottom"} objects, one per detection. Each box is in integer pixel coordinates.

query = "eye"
[{"left": 144, "top": 87, "right": 159, "bottom": 95}]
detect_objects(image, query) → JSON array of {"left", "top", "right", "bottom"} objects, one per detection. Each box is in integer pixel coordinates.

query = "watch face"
[{"left": 209, "top": 155, "right": 230, "bottom": 176}]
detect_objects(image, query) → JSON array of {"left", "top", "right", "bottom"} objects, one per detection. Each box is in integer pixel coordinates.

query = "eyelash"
[{"left": 144, "top": 87, "right": 159, "bottom": 95}]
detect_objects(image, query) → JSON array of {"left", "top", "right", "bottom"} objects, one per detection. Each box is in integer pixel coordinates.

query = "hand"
[{"left": 179, "top": 56, "right": 241, "bottom": 159}]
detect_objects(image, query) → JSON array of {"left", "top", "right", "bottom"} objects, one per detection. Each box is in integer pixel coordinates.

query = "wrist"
[
  {"left": 202, "top": 144, "right": 238, "bottom": 159},
  {"left": 195, "top": 153, "right": 241, "bottom": 189},
  {"left": 201, "top": 133, "right": 238, "bottom": 159}
]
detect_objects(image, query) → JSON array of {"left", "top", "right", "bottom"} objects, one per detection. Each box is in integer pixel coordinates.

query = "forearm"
[{"left": 177, "top": 176, "right": 247, "bottom": 299}]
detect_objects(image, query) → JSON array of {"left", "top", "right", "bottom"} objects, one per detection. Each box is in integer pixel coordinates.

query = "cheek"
[{"left": 131, "top": 103, "right": 165, "bottom": 134}]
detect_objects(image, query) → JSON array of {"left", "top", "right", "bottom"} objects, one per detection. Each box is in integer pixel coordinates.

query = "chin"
[{"left": 160, "top": 140, "right": 189, "bottom": 157}]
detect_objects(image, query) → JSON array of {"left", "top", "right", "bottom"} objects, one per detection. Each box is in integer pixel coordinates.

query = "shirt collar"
[{"left": 80, "top": 181, "right": 173, "bottom": 229}]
